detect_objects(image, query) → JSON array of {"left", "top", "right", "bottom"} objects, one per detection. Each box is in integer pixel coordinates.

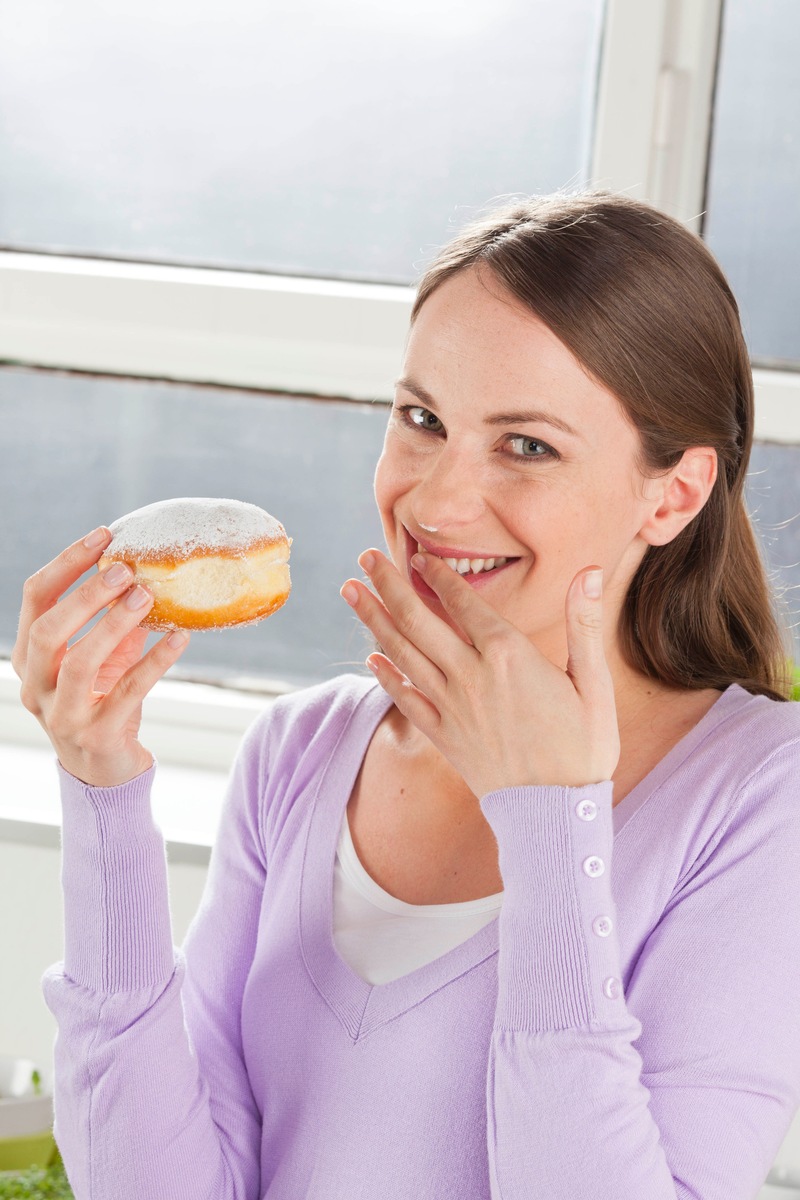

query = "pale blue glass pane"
[
  {"left": 2, "top": 368, "right": 798, "bottom": 686},
  {"left": 746, "top": 442, "right": 800, "bottom": 665},
  {"left": 0, "top": 0, "right": 603, "bottom": 283},
  {"left": 704, "top": 0, "right": 800, "bottom": 364},
  {"left": 0, "top": 367, "right": 387, "bottom": 689}
]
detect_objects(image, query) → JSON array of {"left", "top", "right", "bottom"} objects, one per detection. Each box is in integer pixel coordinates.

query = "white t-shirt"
[{"left": 332, "top": 808, "right": 504, "bottom": 985}]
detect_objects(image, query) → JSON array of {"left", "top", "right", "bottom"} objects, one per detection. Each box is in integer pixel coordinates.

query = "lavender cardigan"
[{"left": 43, "top": 674, "right": 800, "bottom": 1198}]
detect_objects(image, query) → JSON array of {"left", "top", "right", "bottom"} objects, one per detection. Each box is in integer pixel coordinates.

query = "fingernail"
[
  {"left": 125, "top": 585, "right": 152, "bottom": 609},
  {"left": 410, "top": 553, "right": 426, "bottom": 571},
  {"left": 84, "top": 527, "right": 109, "bottom": 548},
  {"left": 359, "top": 550, "right": 377, "bottom": 572},
  {"left": 340, "top": 583, "right": 359, "bottom": 606},
  {"left": 167, "top": 630, "right": 189, "bottom": 648},
  {"left": 583, "top": 569, "right": 603, "bottom": 598},
  {"left": 104, "top": 562, "right": 133, "bottom": 587}
]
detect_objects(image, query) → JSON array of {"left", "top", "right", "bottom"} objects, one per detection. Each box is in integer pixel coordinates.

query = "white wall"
[{"left": 0, "top": 835, "right": 208, "bottom": 1091}]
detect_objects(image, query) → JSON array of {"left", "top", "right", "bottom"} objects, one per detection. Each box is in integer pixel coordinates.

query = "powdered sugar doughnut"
[{"left": 98, "top": 497, "right": 292, "bottom": 631}]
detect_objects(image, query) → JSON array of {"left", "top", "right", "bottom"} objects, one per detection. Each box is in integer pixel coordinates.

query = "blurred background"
[
  {"left": 1, "top": 0, "right": 798, "bottom": 691},
  {"left": 1, "top": 0, "right": 799, "bottom": 1190}
]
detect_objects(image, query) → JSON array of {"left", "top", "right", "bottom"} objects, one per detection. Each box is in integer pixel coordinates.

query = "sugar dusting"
[{"left": 106, "top": 497, "right": 288, "bottom": 562}]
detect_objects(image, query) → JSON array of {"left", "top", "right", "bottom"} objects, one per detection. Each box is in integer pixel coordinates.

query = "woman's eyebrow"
[
  {"left": 394, "top": 376, "right": 439, "bottom": 412},
  {"left": 484, "top": 408, "right": 583, "bottom": 439},
  {"left": 394, "top": 376, "right": 583, "bottom": 440}
]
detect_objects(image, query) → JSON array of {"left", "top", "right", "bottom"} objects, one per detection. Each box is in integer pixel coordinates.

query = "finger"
[
  {"left": 365, "top": 653, "right": 441, "bottom": 742},
  {"left": 341, "top": 575, "right": 447, "bottom": 696},
  {"left": 54, "top": 584, "right": 156, "bottom": 713},
  {"left": 13, "top": 526, "right": 112, "bottom": 677},
  {"left": 408, "top": 551, "right": 515, "bottom": 654},
  {"left": 564, "top": 567, "right": 610, "bottom": 698},
  {"left": 94, "top": 626, "right": 150, "bottom": 694},
  {"left": 98, "top": 629, "right": 191, "bottom": 727},
  {"left": 22, "top": 561, "right": 140, "bottom": 703},
  {"left": 356, "top": 549, "right": 476, "bottom": 669}
]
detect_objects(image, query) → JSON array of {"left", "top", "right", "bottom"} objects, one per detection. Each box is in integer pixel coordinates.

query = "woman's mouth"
[{"left": 404, "top": 528, "right": 520, "bottom": 598}]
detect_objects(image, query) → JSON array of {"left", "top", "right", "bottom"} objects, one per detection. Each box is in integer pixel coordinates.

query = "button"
[
  {"left": 583, "top": 856, "right": 605, "bottom": 877},
  {"left": 592, "top": 915, "right": 613, "bottom": 937},
  {"left": 603, "top": 977, "right": 621, "bottom": 1000},
  {"left": 576, "top": 799, "right": 598, "bottom": 821}
]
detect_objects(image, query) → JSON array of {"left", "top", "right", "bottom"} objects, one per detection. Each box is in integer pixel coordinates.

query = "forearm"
[
  {"left": 56, "top": 761, "right": 174, "bottom": 991},
  {"left": 481, "top": 782, "right": 678, "bottom": 1199},
  {"left": 43, "top": 760, "right": 260, "bottom": 1200}
]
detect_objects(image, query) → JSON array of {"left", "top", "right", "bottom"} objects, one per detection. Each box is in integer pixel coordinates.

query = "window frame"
[{"left": 1, "top": 0, "right": 797, "bottom": 777}]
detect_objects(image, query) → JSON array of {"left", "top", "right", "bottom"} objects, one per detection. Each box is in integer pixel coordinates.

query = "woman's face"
[{"left": 373, "top": 266, "right": 664, "bottom": 669}]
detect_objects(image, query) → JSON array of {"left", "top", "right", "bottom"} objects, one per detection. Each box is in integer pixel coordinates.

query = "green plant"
[
  {"left": 0, "top": 1160, "right": 73, "bottom": 1199},
  {"left": 792, "top": 664, "right": 800, "bottom": 702}
]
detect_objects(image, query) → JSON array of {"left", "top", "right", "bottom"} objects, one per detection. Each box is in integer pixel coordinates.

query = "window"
[
  {"left": 0, "top": 0, "right": 606, "bottom": 700},
  {"left": 704, "top": 0, "right": 800, "bottom": 365},
  {"left": 0, "top": 367, "right": 388, "bottom": 690},
  {"left": 0, "top": 0, "right": 603, "bottom": 282},
  {"left": 1, "top": 0, "right": 798, "bottom": 759}
]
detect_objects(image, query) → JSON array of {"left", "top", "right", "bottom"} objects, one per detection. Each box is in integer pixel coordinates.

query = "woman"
[{"left": 14, "top": 192, "right": 800, "bottom": 1198}]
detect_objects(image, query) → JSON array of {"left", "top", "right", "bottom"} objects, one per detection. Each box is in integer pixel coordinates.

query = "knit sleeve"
[
  {"left": 41, "top": 709, "right": 273, "bottom": 1200},
  {"left": 478, "top": 740, "right": 800, "bottom": 1200}
]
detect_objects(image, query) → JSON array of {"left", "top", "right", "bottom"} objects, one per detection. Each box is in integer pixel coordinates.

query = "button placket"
[{"left": 574, "top": 794, "right": 620, "bottom": 999}]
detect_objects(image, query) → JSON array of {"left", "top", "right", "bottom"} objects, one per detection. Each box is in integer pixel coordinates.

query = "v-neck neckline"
[
  {"left": 298, "top": 678, "right": 750, "bottom": 1041},
  {"left": 608, "top": 682, "right": 749, "bottom": 833},
  {"left": 299, "top": 683, "right": 500, "bottom": 1041}
]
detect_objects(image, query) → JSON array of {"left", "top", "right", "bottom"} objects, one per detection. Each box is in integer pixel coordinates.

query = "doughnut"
[{"left": 97, "top": 497, "right": 292, "bottom": 631}]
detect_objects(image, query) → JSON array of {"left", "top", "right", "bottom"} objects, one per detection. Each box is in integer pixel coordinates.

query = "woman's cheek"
[{"left": 374, "top": 435, "right": 424, "bottom": 498}]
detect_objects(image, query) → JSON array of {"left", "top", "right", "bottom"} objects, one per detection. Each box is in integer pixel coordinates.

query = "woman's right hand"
[{"left": 11, "top": 526, "right": 191, "bottom": 788}]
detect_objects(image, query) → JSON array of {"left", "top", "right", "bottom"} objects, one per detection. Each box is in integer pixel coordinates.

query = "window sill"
[
  {"left": 0, "top": 741, "right": 229, "bottom": 865},
  {"left": 0, "top": 658, "right": 293, "bottom": 864},
  {"left": 0, "top": 658, "right": 287, "bottom": 766},
  {"left": 0, "top": 251, "right": 412, "bottom": 401}
]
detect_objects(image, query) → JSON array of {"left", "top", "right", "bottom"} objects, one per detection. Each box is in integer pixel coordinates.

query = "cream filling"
[{"left": 138, "top": 549, "right": 289, "bottom": 610}]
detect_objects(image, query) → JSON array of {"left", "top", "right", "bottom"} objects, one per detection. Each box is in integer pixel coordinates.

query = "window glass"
[
  {"left": 746, "top": 441, "right": 800, "bottom": 666},
  {"left": 703, "top": 0, "right": 800, "bottom": 365},
  {"left": 3, "top": 368, "right": 798, "bottom": 686},
  {"left": 1, "top": 367, "right": 387, "bottom": 689},
  {"left": 0, "top": 0, "right": 603, "bottom": 283}
]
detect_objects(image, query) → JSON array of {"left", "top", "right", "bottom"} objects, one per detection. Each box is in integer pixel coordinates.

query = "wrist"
[{"left": 57, "top": 749, "right": 154, "bottom": 789}]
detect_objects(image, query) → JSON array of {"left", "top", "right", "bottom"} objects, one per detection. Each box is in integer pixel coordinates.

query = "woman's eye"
[
  {"left": 407, "top": 405, "right": 443, "bottom": 434},
  {"left": 507, "top": 435, "right": 557, "bottom": 461}
]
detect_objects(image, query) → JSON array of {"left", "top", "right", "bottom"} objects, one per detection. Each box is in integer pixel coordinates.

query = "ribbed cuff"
[
  {"left": 480, "top": 781, "right": 626, "bottom": 1032},
  {"left": 56, "top": 759, "right": 176, "bottom": 992}
]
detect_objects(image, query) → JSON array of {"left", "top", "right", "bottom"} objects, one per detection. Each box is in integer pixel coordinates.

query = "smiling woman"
[
  {"left": 21, "top": 191, "right": 800, "bottom": 1200},
  {"left": 398, "top": 191, "right": 793, "bottom": 701}
]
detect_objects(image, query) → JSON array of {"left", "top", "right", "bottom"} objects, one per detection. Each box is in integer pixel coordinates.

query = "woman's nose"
[{"left": 409, "top": 447, "right": 487, "bottom": 531}]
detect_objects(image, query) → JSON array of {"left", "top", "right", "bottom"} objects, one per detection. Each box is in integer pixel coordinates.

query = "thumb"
[{"left": 565, "top": 567, "right": 607, "bottom": 693}]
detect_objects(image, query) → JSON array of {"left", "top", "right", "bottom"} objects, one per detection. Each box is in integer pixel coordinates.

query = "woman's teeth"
[{"left": 416, "top": 543, "right": 508, "bottom": 575}]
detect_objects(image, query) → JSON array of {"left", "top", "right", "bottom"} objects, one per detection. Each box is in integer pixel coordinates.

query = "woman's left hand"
[{"left": 340, "top": 549, "right": 621, "bottom": 799}]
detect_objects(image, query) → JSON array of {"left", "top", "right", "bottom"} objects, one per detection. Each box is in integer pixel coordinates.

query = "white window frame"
[
  {"left": 1, "top": 0, "right": 798, "bottom": 776},
  {"left": 0, "top": 252, "right": 413, "bottom": 402},
  {"left": 589, "top": 0, "right": 800, "bottom": 442}
]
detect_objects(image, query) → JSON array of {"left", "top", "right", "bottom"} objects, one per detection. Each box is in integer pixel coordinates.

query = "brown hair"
[{"left": 410, "top": 191, "right": 794, "bottom": 701}]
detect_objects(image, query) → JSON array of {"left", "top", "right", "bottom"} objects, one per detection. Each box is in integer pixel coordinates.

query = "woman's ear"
[{"left": 640, "top": 447, "right": 718, "bottom": 547}]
